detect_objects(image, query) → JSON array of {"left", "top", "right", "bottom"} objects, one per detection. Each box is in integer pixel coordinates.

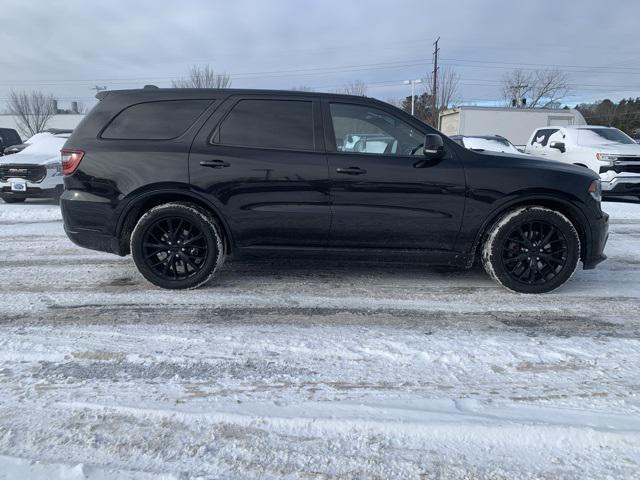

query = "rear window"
[
  {"left": 102, "top": 100, "right": 212, "bottom": 140},
  {"left": 215, "top": 99, "right": 314, "bottom": 150}
]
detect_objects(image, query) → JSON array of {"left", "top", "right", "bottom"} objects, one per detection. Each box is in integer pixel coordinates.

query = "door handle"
[
  {"left": 200, "top": 159, "right": 230, "bottom": 168},
  {"left": 336, "top": 166, "right": 366, "bottom": 175}
]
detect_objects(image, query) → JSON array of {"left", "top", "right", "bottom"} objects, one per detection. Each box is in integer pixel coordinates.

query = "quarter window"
[
  {"left": 102, "top": 100, "right": 212, "bottom": 140},
  {"left": 329, "top": 103, "right": 424, "bottom": 156},
  {"left": 216, "top": 99, "right": 314, "bottom": 150}
]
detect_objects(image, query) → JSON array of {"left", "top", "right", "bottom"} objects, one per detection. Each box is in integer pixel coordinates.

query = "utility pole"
[{"left": 432, "top": 37, "right": 440, "bottom": 125}]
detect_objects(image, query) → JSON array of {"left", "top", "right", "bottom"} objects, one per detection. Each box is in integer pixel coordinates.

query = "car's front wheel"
[
  {"left": 482, "top": 206, "right": 580, "bottom": 294},
  {"left": 130, "top": 202, "right": 225, "bottom": 289}
]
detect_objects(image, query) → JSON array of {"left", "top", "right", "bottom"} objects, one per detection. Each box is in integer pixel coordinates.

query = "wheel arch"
[
  {"left": 468, "top": 195, "right": 589, "bottom": 268},
  {"left": 116, "top": 188, "right": 233, "bottom": 256}
]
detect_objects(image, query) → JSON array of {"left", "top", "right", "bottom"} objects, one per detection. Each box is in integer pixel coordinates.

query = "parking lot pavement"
[{"left": 0, "top": 200, "right": 639, "bottom": 479}]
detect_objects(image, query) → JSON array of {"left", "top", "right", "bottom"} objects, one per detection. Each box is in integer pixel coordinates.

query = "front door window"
[{"left": 329, "top": 103, "right": 424, "bottom": 156}]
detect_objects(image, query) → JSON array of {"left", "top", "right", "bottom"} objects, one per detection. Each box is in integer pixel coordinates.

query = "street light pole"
[{"left": 403, "top": 79, "right": 423, "bottom": 116}]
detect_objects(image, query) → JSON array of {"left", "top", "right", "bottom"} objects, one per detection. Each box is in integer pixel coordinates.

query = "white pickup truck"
[
  {"left": 524, "top": 125, "right": 640, "bottom": 199},
  {"left": 0, "top": 131, "right": 69, "bottom": 203}
]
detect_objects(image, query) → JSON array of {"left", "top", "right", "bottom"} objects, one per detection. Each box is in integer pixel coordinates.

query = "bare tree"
[
  {"left": 337, "top": 80, "right": 368, "bottom": 96},
  {"left": 172, "top": 65, "right": 232, "bottom": 89},
  {"left": 419, "top": 67, "right": 460, "bottom": 126},
  {"left": 7, "top": 90, "right": 57, "bottom": 136},
  {"left": 290, "top": 85, "right": 315, "bottom": 92},
  {"left": 501, "top": 69, "right": 570, "bottom": 108}
]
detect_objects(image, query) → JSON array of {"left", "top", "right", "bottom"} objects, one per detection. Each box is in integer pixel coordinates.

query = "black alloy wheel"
[
  {"left": 131, "top": 203, "right": 225, "bottom": 289},
  {"left": 482, "top": 207, "right": 580, "bottom": 294},
  {"left": 501, "top": 220, "right": 569, "bottom": 286},
  {"left": 141, "top": 217, "right": 208, "bottom": 281}
]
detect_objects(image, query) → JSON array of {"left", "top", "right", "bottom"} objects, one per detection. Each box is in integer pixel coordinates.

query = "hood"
[
  {"left": 475, "top": 149, "right": 598, "bottom": 180},
  {"left": 0, "top": 135, "right": 66, "bottom": 166},
  {"left": 592, "top": 143, "right": 640, "bottom": 155},
  {"left": 0, "top": 152, "right": 59, "bottom": 166}
]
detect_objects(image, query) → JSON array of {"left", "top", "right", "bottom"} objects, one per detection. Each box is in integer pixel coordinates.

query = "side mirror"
[
  {"left": 423, "top": 133, "right": 445, "bottom": 159},
  {"left": 550, "top": 141, "right": 566, "bottom": 153}
]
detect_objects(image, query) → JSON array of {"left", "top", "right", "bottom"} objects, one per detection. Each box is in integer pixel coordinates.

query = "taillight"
[{"left": 61, "top": 149, "right": 85, "bottom": 176}]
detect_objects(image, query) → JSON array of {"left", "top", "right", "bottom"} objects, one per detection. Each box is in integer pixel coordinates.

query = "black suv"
[{"left": 60, "top": 88, "right": 608, "bottom": 293}]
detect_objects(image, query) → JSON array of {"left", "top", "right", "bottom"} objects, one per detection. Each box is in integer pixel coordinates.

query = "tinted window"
[
  {"left": 329, "top": 103, "right": 423, "bottom": 156},
  {"left": 217, "top": 99, "right": 314, "bottom": 150},
  {"left": 0, "top": 129, "right": 20, "bottom": 146},
  {"left": 531, "top": 129, "right": 559, "bottom": 146},
  {"left": 102, "top": 100, "right": 212, "bottom": 140}
]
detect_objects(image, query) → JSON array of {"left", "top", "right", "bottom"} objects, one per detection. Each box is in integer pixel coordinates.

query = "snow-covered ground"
[{"left": 0, "top": 200, "right": 639, "bottom": 479}]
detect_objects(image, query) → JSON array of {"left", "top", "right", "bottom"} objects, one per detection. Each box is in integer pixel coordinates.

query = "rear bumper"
[
  {"left": 60, "top": 189, "right": 124, "bottom": 255},
  {"left": 64, "top": 225, "right": 123, "bottom": 255},
  {"left": 583, "top": 211, "right": 609, "bottom": 270}
]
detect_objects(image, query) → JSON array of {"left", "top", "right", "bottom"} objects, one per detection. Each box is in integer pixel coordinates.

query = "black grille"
[{"left": 0, "top": 164, "right": 46, "bottom": 182}]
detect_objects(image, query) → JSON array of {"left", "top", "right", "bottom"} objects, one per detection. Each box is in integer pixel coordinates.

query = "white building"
[{"left": 439, "top": 106, "right": 587, "bottom": 148}]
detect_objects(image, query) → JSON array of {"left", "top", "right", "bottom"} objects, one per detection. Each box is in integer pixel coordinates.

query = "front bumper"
[
  {"left": 1, "top": 184, "right": 63, "bottom": 199},
  {"left": 0, "top": 170, "right": 64, "bottom": 199},
  {"left": 601, "top": 175, "right": 640, "bottom": 195},
  {"left": 583, "top": 211, "right": 609, "bottom": 270}
]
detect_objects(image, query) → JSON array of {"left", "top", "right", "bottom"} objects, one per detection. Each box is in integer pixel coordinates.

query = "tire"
[
  {"left": 1, "top": 197, "right": 26, "bottom": 204},
  {"left": 482, "top": 206, "right": 580, "bottom": 294},
  {"left": 130, "top": 202, "right": 225, "bottom": 289}
]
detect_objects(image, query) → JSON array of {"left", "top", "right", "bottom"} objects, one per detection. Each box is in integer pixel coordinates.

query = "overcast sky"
[{"left": 1, "top": 0, "right": 638, "bottom": 110}]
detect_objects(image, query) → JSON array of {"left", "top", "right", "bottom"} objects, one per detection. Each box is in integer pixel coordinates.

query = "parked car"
[
  {"left": 3, "top": 128, "right": 73, "bottom": 156},
  {"left": 0, "top": 131, "right": 69, "bottom": 203},
  {"left": 0, "top": 128, "right": 22, "bottom": 156},
  {"left": 60, "top": 88, "right": 608, "bottom": 293},
  {"left": 450, "top": 135, "right": 523, "bottom": 155},
  {"left": 524, "top": 126, "right": 640, "bottom": 199}
]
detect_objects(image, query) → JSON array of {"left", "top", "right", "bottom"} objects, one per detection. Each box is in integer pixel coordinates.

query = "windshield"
[
  {"left": 463, "top": 137, "right": 521, "bottom": 154},
  {"left": 577, "top": 128, "right": 636, "bottom": 146}
]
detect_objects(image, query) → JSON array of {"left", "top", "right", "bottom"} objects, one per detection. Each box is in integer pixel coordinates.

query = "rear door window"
[
  {"left": 102, "top": 100, "right": 212, "bottom": 140},
  {"left": 214, "top": 99, "right": 315, "bottom": 150}
]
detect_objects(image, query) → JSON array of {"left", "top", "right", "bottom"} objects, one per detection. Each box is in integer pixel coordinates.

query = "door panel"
[
  {"left": 189, "top": 96, "right": 331, "bottom": 248},
  {"left": 327, "top": 153, "right": 466, "bottom": 249},
  {"left": 324, "top": 100, "right": 466, "bottom": 250}
]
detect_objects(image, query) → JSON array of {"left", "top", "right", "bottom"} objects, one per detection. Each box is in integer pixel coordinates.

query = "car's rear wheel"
[
  {"left": 1, "top": 197, "right": 26, "bottom": 204},
  {"left": 482, "top": 206, "right": 580, "bottom": 294},
  {"left": 130, "top": 202, "right": 225, "bottom": 289}
]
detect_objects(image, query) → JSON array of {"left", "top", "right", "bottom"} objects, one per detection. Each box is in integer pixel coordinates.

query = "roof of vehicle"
[
  {"left": 537, "top": 125, "right": 617, "bottom": 131},
  {"left": 450, "top": 134, "right": 511, "bottom": 140},
  {"left": 96, "top": 87, "right": 380, "bottom": 103}
]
